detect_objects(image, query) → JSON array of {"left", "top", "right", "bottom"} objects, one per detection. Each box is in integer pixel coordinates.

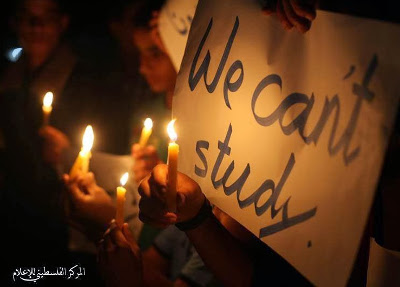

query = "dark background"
[
  {"left": 0, "top": 0, "right": 120, "bottom": 74},
  {"left": 1, "top": 0, "right": 399, "bottom": 75}
]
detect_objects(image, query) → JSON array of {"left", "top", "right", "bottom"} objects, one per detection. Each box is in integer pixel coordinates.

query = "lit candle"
[
  {"left": 116, "top": 172, "right": 129, "bottom": 228},
  {"left": 42, "top": 91, "right": 53, "bottom": 126},
  {"left": 167, "top": 119, "right": 179, "bottom": 212},
  {"left": 138, "top": 118, "right": 153, "bottom": 147},
  {"left": 69, "top": 125, "right": 94, "bottom": 179}
]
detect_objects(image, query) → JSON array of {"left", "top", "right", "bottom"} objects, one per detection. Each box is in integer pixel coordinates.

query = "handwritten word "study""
[{"left": 189, "top": 16, "right": 377, "bottom": 237}]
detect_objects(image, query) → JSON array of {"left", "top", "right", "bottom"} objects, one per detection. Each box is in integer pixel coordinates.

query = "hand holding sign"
[{"left": 262, "top": 0, "right": 317, "bottom": 33}]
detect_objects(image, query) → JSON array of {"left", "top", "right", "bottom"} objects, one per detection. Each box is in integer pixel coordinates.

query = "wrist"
[{"left": 175, "top": 198, "right": 212, "bottom": 231}]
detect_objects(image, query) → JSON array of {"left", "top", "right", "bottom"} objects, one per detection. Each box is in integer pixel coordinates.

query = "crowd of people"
[{"left": 0, "top": 0, "right": 398, "bottom": 286}]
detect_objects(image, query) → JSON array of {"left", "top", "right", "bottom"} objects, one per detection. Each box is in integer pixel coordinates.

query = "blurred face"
[
  {"left": 133, "top": 28, "right": 177, "bottom": 94},
  {"left": 16, "top": 0, "right": 68, "bottom": 59}
]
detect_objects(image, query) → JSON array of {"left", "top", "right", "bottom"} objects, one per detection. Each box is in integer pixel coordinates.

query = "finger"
[
  {"left": 104, "top": 230, "right": 116, "bottom": 253},
  {"left": 109, "top": 225, "right": 130, "bottom": 248},
  {"left": 131, "top": 143, "right": 140, "bottom": 154},
  {"left": 176, "top": 192, "right": 186, "bottom": 209},
  {"left": 68, "top": 182, "right": 87, "bottom": 204},
  {"left": 282, "top": 0, "right": 311, "bottom": 33},
  {"left": 122, "top": 223, "right": 135, "bottom": 243},
  {"left": 291, "top": 0, "right": 316, "bottom": 21},
  {"left": 138, "top": 196, "right": 169, "bottom": 220},
  {"left": 138, "top": 174, "right": 151, "bottom": 198},
  {"left": 122, "top": 224, "right": 141, "bottom": 254},
  {"left": 79, "top": 172, "right": 96, "bottom": 192},
  {"left": 138, "top": 197, "right": 177, "bottom": 221},
  {"left": 143, "top": 145, "right": 157, "bottom": 155},
  {"left": 148, "top": 172, "right": 167, "bottom": 204},
  {"left": 138, "top": 212, "right": 176, "bottom": 228},
  {"left": 152, "top": 164, "right": 168, "bottom": 188},
  {"left": 75, "top": 176, "right": 90, "bottom": 195},
  {"left": 62, "top": 174, "right": 70, "bottom": 184},
  {"left": 132, "top": 144, "right": 144, "bottom": 159},
  {"left": 276, "top": 0, "right": 293, "bottom": 30}
]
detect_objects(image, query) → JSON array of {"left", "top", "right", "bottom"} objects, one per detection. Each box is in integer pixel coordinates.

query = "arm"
[
  {"left": 98, "top": 222, "right": 189, "bottom": 287},
  {"left": 185, "top": 214, "right": 253, "bottom": 287},
  {"left": 142, "top": 231, "right": 190, "bottom": 287},
  {"left": 138, "top": 165, "right": 254, "bottom": 287}
]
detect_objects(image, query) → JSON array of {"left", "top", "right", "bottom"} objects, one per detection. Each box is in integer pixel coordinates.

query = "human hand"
[
  {"left": 63, "top": 172, "right": 116, "bottom": 242},
  {"left": 39, "top": 125, "right": 70, "bottom": 166},
  {"left": 131, "top": 143, "right": 162, "bottom": 184},
  {"left": 262, "top": 0, "right": 317, "bottom": 33},
  {"left": 138, "top": 164, "right": 205, "bottom": 228},
  {"left": 98, "top": 221, "right": 143, "bottom": 287}
]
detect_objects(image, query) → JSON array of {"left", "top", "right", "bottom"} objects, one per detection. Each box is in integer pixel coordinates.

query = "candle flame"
[
  {"left": 167, "top": 119, "right": 177, "bottom": 142},
  {"left": 144, "top": 118, "right": 153, "bottom": 130},
  {"left": 82, "top": 125, "right": 94, "bottom": 153},
  {"left": 120, "top": 172, "right": 129, "bottom": 186},
  {"left": 43, "top": 92, "right": 53, "bottom": 108}
]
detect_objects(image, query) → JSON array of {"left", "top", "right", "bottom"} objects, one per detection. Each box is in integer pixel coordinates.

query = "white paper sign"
[
  {"left": 172, "top": 0, "right": 400, "bottom": 285},
  {"left": 159, "top": 0, "right": 198, "bottom": 71}
]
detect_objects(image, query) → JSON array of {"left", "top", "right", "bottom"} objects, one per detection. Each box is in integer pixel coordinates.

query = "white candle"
[
  {"left": 116, "top": 172, "right": 129, "bottom": 228},
  {"left": 167, "top": 120, "right": 179, "bottom": 212},
  {"left": 69, "top": 125, "right": 94, "bottom": 179},
  {"left": 42, "top": 91, "right": 53, "bottom": 126},
  {"left": 139, "top": 118, "right": 153, "bottom": 147}
]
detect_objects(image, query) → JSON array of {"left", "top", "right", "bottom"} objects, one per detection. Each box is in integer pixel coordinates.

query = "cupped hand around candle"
[
  {"left": 262, "top": 0, "right": 317, "bottom": 33},
  {"left": 98, "top": 222, "right": 143, "bottom": 287},
  {"left": 63, "top": 172, "right": 116, "bottom": 242},
  {"left": 138, "top": 164, "right": 205, "bottom": 227},
  {"left": 131, "top": 144, "right": 163, "bottom": 184},
  {"left": 39, "top": 125, "right": 70, "bottom": 166}
]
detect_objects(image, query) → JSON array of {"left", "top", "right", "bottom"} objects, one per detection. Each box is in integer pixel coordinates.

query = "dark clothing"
[
  {"left": 251, "top": 242, "right": 312, "bottom": 286},
  {"left": 153, "top": 226, "right": 214, "bottom": 286}
]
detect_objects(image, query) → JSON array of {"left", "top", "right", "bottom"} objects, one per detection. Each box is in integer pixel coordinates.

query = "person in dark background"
[
  {"left": 0, "top": 0, "right": 73, "bottom": 285},
  {"left": 0, "top": 0, "right": 158, "bottom": 285},
  {"left": 130, "top": 2, "right": 178, "bottom": 184}
]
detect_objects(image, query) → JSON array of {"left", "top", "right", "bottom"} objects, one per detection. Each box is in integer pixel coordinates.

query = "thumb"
[
  {"left": 122, "top": 223, "right": 140, "bottom": 253},
  {"left": 122, "top": 223, "right": 135, "bottom": 243},
  {"left": 176, "top": 192, "right": 186, "bottom": 209}
]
